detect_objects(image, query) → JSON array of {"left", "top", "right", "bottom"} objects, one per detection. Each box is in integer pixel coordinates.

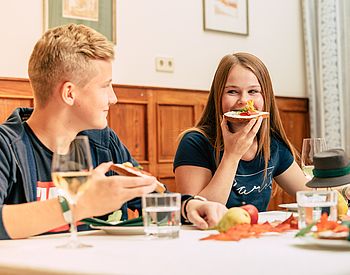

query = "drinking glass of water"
[
  {"left": 301, "top": 138, "right": 327, "bottom": 180},
  {"left": 51, "top": 136, "right": 93, "bottom": 248},
  {"left": 297, "top": 190, "right": 337, "bottom": 230},
  {"left": 142, "top": 193, "right": 181, "bottom": 239}
]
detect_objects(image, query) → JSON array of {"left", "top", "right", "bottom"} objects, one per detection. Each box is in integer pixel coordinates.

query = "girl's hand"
[{"left": 221, "top": 116, "right": 263, "bottom": 160}]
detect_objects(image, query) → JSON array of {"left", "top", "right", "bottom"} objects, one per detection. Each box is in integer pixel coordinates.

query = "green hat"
[{"left": 306, "top": 148, "right": 350, "bottom": 188}]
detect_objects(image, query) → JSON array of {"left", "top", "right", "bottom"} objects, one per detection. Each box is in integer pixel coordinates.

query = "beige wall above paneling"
[{"left": 0, "top": 0, "right": 306, "bottom": 97}]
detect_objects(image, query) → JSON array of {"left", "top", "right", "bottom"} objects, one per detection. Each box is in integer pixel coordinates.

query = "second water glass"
[{"left": 142, "top": 193, "right": 181, "bottom": 239}]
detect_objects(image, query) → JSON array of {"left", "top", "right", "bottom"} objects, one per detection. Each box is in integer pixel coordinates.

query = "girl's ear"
[{"left": 60, "top": 81, "right": 75, "bottom": 106}]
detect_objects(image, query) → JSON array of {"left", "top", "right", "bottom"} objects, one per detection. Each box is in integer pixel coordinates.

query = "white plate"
[
  {"left": 278, "top": 203, "right": 298, "bottom": 211},
  {"left": 258, "top": 211, "right": 295, "bottom": 224},
  {"left": 301, "top": 236, "right": 350, "bottom": 249},
  {"left": 90, "top": 225, "right": 144, "bottom": 235}
]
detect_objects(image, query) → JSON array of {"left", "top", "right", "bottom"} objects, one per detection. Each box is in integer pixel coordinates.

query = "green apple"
[{"left": 217, "top": 207, "right": 251, "bottom": 233}]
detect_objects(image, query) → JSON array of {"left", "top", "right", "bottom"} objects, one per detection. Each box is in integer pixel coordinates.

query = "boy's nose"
[{"left": 109, "top": 88, "right": 118, "bottom": 105}]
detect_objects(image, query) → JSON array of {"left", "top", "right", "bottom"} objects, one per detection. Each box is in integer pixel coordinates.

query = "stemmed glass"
[
  {"left": 301, "top": 138, "right": 327, "bottom": 180},
  {"left": 51, "top": 136, "right": 93, "bottom": 248}
]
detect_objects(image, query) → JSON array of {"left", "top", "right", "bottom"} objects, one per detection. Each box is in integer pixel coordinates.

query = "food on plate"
[
  {"left": 314, "top": 214, "right": 349, "bottom": 240},
  {"left": 240, "top": 204, "right": 259, "bottom": 224},
  {"left": 107, "top": 210, "right": 123, "bottom": 224},
  {"left": 224, "top": 100, "right": 269, "bottom": 122},
  {"left": 216, "top": 207, "right": 251, "bottom": 233},
  {"left": 316, "top": 230, "right": 349, "bottom": 240},
  {"left": 295, "top": 213, "right": 350, "bottom": 240},
  {"left": 110, "top": 162, "right": 166, "bottom": 193}
]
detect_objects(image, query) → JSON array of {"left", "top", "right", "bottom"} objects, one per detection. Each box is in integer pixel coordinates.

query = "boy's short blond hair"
[{"left": 28, "top": 23, "right": 114, "bottom": 108}]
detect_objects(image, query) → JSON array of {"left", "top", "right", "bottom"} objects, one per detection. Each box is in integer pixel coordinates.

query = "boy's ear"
[{"left": 61, "top": 81, "right": 75, "bottom": 106}]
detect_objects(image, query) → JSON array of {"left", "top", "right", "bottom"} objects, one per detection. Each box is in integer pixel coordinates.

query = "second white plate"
[
  {"left": 90, "top": 225, "right": 144, "bottom": 235},
  {"left": 278, "top": 203, "right": 298, "bottom": 212},
  {"left": 258, "top": 211, "right": 295, "bottom": 224},
  {"left": 300, "top": 236, "right": 350, "bottom": 249}
]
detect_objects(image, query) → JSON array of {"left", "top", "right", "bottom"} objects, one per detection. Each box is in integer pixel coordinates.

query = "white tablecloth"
[{"left": 0, "top": 211, "right": 349, "bottom": 275}]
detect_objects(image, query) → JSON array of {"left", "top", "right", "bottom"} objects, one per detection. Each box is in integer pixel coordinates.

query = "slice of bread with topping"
[
  {"left": 224, "top": 100, "right": 269, "bottom": 122},
  {"left": 224, "top": 110, "right": 269, "bottom": 122},
  {"left": 110, "top": 163, "right": 166, "bottom": 193}
]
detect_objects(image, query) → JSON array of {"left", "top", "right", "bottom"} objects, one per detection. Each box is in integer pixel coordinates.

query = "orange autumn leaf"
[
  {"left": 274, "top": 223, "right": 291, "bottom": 232},
  {"left": 201, "top": 214, "right": 297, "bottom": 241},
  {"left": 278, "top": 214, "right": 298, "bottom": 229},
  {"left": 316, "top": 213, "right": 339, "bottom": 232},
  {"left": 200, "top": 234, "right": 234, "bottom": 241}
]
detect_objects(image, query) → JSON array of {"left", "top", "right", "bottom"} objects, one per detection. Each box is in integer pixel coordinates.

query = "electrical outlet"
[{"left": 155, "top": 57, "right": 174, "bottom": 73}]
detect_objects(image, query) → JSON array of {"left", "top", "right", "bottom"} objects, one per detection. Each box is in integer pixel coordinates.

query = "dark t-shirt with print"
[
  {"left": 24, "top": 122, "right": 52, "bottom": 182},
  {"left": 23, "top": 122, "right": 90, "bottom": 232},
  {"left": 173, "top": 131, "right": 294, "bottom": 211}
]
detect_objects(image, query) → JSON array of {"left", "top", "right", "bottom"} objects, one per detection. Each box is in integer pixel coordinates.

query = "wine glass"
[
  {"left": 301, "top": 138, "right": 327, "bottom": 180},
  {"left": 51, "top": 136, "right": 93, "bottom": 248}
]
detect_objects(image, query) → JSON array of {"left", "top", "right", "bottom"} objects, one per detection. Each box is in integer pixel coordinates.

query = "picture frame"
[
  {"left": 43, "top": 0, "right": 116, "bottom": 44},
  {"left": 203, "top": 0, "right": 249, "bottom": 35}
]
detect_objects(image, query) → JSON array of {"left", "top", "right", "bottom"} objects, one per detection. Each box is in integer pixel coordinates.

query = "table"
[{"left": 0, "top": 211, "right": 349, "bottom": 275}]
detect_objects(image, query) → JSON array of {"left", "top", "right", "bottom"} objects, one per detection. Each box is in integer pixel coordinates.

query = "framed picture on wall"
[
  {"left": 203, "top": 0, "right": 249, "bottom": 35},
  {"left": 43, "top": 0, "right": 116, "bottom": 43}
]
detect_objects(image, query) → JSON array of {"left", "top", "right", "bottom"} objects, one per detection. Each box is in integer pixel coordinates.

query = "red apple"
[{"left": 240, "top": 204, "right": 259, "bottom": 224}]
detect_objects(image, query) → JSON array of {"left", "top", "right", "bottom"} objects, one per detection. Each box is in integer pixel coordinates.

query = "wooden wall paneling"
[
  {"left": 158, "top": 164, "right": 178, "bottom": 192},
  {"left": 145, "top": 89, "right": 157, "bottom": 176},
  {"left": 268, "top": 97, "right": 310, "bottom": 211},
  {"left": 108, "top": 86, "right": 150, "bottom": 171},
  {"left": 0, "top": 78, "right": 33, "bottom": 98},
  {"left": 155, "top": 89, "right": 208, "bottom": 192},
  {"left": 276, "top": 97, "right": 310, "bottom": 153},
  {"left": 108, "top": 102, "right": 148, "bottom": 160},
  {"left": 155, "top": 90, "right": 208, "bottom": 164},
  {"left": 0, "top": 78, "right": 310, "bottom": 204},
  {"left": 156, "top": 103, "right": 195, "bottom": 192},
  {"left": 157, "top": 104, "right": 195, "bottom": 163},
  {"left": 0, "top": 78, "right": 34, "bottom": 123},
  {"left": 0, "top": 98, "right": 34, "bottom": 123}
]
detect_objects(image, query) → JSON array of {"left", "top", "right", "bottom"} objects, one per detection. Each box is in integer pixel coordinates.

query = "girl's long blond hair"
[{"left": 180, "top": 52, "right": 295, "bottom": 172}]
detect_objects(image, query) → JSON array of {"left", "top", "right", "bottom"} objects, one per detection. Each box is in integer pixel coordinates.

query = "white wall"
[
  {"left": 0, "top": 1, "right": 43, "bottom": 78},
  {"left": 0, "top": 0, "right": 306, "bottom": 97}
]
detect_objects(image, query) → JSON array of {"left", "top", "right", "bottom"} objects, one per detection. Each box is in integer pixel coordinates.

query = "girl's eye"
[
  {"left": 227, "top": 90, "right": 238, "bottom": 95},
  {"left": 248, "top": 89, "right": 261, "bottom": 94}
]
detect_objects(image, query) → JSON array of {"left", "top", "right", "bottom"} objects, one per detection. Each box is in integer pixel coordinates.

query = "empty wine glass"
[
  {"left": 51, "top": 136, "right": 93, "bottom": 248},
  {"left": 301, "top": 138, "right": 327, "bottom": 180}
]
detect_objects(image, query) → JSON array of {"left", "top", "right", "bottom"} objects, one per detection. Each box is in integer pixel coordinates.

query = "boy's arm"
[
  {"left": 1, "top": 198, "right": 67, "bottom": 239},
  {"left": 1, "top": 163, "right": 157, "bottom": 240}
]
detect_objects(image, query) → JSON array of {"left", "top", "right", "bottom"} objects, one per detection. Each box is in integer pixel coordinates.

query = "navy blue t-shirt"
[{"left": 173, "top": 131, "right": 294, "bottom": 211}]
